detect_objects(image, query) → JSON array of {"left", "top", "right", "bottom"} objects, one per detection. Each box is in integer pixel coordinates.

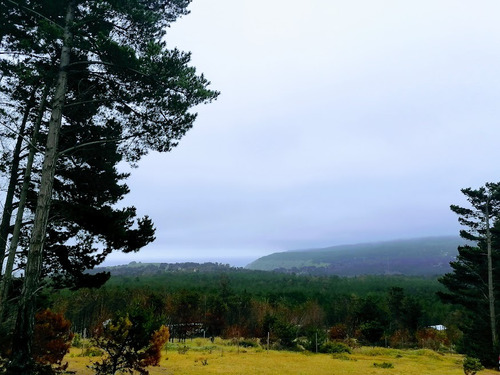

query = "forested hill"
[
  {"left": 89, "top": 261, "right": 237, "bottom": 276},
  {"left": 246, "top": 236, "right": 463, "bottom": 276}
]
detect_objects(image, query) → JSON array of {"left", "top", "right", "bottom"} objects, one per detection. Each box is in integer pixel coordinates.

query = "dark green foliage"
[
  {"left": 71, "top": 333, "right": 83, "bottom": 349},
  {"left": 24, "top": 122, "right": 156, "bottom": 290},
  {"left": 238, "top": 339, "right": 259, "bottom": 348},
  {"left": 373, "top": 362, "right": 394, "bottom": 368},
  {"left": 399, "top": 297, "right": 423, "bottom": 333},
  {"left": 354, "top": 295, "right": 391, "bottom": 346},
  {"left": 90, "top": 315, "right": 169, "bottom": 375},
  {"left": 359, "top": 322, "right": 385, "bottom": 346},
  {"left": 96, "top": 264, "right": 448, "bottom": 298},
  {"left": 462, "top": 356, "right": 484, "bottom": 375},
  {"left": 300, "top": 326, "right": 327, "bottom": 352},
  {"left": 319, "top": 341, "right": 351, "bottom": 354},
  {"left": 1, "top": 0, "right": 217, "bottom": 370},
  {"left": 454, "top": 315, "right": 495, "bottom": 367},
  {"left": 387, "top": 287, "right": 405, "bottom": 327},
  {"left": 51, "top": 269, "right": 458, "bottom": 354},
  {"left": 439, "top": 182, "right": 500, "bottom": 366},
  {"left": 260, "top": 314, "right": 296, "bottom": 349},
  {"left": 0, "top": 0, "right": 217, "bottom": 291}
]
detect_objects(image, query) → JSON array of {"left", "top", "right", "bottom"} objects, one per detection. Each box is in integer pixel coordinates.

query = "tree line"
[{"left": 48, "top": 272, "right": 459, "bottom": 351}]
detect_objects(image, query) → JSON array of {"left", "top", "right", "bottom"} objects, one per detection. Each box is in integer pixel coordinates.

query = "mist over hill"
[
  {"left": 245, "top": 236, "right": 463, "bottom": 276},
  {"left": 92, "top": 236, "right": 465, "bottom": 278}
]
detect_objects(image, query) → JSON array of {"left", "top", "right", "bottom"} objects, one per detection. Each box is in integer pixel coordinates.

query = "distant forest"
[{"left": 51, "top": 265, "right": 459, "bottom": 351}]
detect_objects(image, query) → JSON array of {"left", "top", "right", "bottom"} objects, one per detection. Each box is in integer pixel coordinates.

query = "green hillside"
[{"left": 246, "top": 236, "right": 463, "bottom": 276}]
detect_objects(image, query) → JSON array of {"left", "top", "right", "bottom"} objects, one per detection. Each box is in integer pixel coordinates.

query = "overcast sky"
[{"left": 106, "top": 1, "right": 500, "bottom": 266}]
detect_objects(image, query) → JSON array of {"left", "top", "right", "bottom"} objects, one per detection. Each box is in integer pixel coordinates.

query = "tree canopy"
[
  {"left": 439, "top": 183, "right": 500, "bottom": 366},
  {"left": 0, "top": 1, "right": 218, "bottom": 372}
]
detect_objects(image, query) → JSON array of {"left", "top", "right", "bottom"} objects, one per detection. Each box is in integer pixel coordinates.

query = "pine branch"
[
  {"left": 66, "top": 59, "right": 147, "bottom": 78},
  {"left": 5, "top": 0, "right": 64, "bottom": 31},
  {"left": 0, "top": 51, "right": 50, "bottom": 59},
  {"left": 64, "top": 98, "right": 115, "bottom": 108},
  {"left": 57, "top": 135, "right": 137, "bottom": 157},
  {"left": 1, "top": 122, "right": 44, "bottom": 154}
]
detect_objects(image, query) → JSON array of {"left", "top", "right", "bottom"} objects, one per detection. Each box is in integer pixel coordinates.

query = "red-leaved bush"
[
  {"left": 141, "top": 325, "right": 170, "bottom": 367},
  {"left": 33, "top": 309, "right": 74, "bottom": 374}
]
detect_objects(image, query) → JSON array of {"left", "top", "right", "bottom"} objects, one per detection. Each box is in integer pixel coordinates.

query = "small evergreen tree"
[
  {"left": 463, "top": 356, "right": 484, "bottom": 375},
  {"left": 90, "top": 315, "right": 169, "bottom": 375}
]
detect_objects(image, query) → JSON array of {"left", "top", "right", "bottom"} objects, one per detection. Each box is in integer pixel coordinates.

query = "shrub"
[
  {"left": 373, "top": 362, "right": 394, "bottom": 368},
  {"left": 328, "top": 324, "right": 348, "bottom": 341},
  {"left": 178, "top": 346, "right": 189, "bottom": 354},
  {"left": 358, "top": 347, "right": 400, "bottom": 357},
  {"left": 416, "top": 328, "right": 450, "bottom": 351},
  {"left": 389, "top": 329, "right": 414, "bottom": 349},
  {"left": 72, "top": 333, "right": 83, "bottom": 348},
  {"left": 302, "top": 327, "right": 327, "bottom": 352},
  {"left": 359, "top": 321, "right": 384, "bottom": 346},
  {"left": 343, "top": 338, "right": 360, "bottom": 349},
  {"left": 319, "top": 341, "right": 351, "bottom": 354},
  {"left": 239, "top": 338, "right": 259, "bottom": 348},
  {"left": 90, "top": 315, "right": 170, "bottom": 375},
  {"left": 33, "top": 309, "right": 74, "bottom": 374},
  {"left": 463, "top": 356, "right": 483, "bottom": 375},
  {"left": 332, "top": 353, "right": 357, "bottom": 361},
  {"left": 261, "top": 314, "right": 297, "bottom": 349},
  {"left": 141, "top": 325, "right": 170, "bottom": 366},
  {"left": 272, "top": 320, "right": 297, "bottom": 349},
  {"left": 79, "top": 347, "right": 103, "bottom": 357}
]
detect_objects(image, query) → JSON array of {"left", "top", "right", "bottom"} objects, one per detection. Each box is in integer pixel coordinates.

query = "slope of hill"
[{"left": 246, "top": 236, "right": 463, "bottom": 276}]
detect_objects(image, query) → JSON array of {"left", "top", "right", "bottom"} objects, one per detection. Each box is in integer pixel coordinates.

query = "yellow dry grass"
[{"left": 65, "top": 339, "right": 498, "bottom": 375}]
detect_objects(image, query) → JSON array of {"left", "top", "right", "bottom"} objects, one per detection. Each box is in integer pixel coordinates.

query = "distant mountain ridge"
[{"left": 245, "top": 236, "right": 463, "bottom": 276}]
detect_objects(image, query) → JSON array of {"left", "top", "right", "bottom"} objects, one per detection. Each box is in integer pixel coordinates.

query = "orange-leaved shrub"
[
  {"left": 33, "top": 309, "right": 74, "bottom": 374},
  {"left": 141, "top": 325, "right": 170, "bottom": 367},
  {"left": 389, "top": 329, "right": 414, "bottom": 348},
  {"left": 416, "top": 327, "right": 449, "bottom": 350},
  {"left": 328, "top": 324, "right": 348, "bottom": 341}
]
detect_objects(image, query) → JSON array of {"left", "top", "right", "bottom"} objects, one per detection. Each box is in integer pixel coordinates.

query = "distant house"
[{"left": 429, "top": 325, "right": 446, "bottom": 331}]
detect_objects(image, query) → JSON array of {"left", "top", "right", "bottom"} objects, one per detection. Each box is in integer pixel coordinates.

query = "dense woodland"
[{"left": 49, "top": 267, "right": 458, "bottom": 350}]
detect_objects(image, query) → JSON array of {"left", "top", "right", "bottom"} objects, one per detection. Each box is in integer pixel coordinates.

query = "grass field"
[{"left": 66, "top": 338, "right": 498, "bottom": 375}]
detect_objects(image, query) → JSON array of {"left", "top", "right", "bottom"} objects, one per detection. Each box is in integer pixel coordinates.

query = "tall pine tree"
[
  {"left": 1, "top": 1, "right": 218, "bottom": 372},
  {"left": 439, "top": 182, "right": 500, "bottom": 366}
]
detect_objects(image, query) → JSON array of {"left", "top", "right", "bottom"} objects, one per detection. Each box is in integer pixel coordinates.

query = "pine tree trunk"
[
  {"left": 0, "top": 86, "right": 48, "bottom": 323},
  {"left": 0, "top": 89, "right": 37, "bottom": 270},
  {"left": 486, "top": 197, "right": 497, "bottom": 347},
  {"left": 7, "top": 2, "right": 75, "bottom": 373}
]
